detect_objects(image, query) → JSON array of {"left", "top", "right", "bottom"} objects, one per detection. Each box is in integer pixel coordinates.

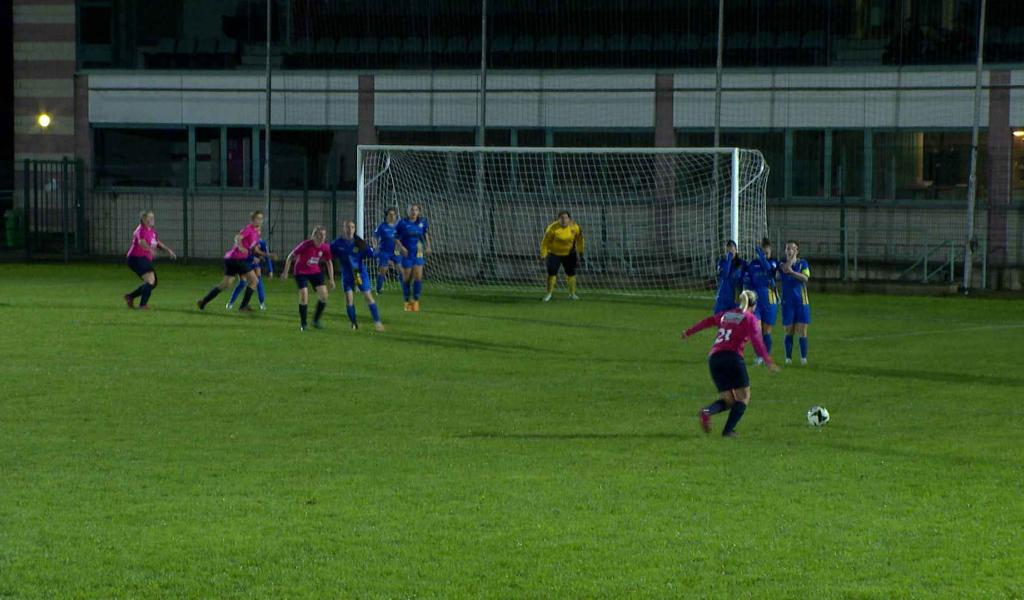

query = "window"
[
  {"left": 792, "top": 131, "right": 825, "bottom": 197},
  {"left": 226, "top": 128, "right": 253, "bottom": 188},
  {"left": 262, "top": 130, "right": 340, "bottom": 191},
  {"left": 873, "top": 131, "right": 985, "bottom": 201},
  {"left": 831, "top": 130, "right": 864, "bottom": 198},
  {"left": 94, "top": 128, "right": 187, "bottom": 187},
  {"left": 722, "top": 131, "right": 786, "bottom": 199},
  {"left": 194, "top": 128, "right": 220, "bottom": 187},
  {"left": 1012, "top": 132, "right": 1024, "bottom": 202}
]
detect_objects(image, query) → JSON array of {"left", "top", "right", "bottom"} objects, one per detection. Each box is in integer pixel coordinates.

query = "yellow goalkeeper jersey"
[{"left": 540, "top": 221, "right": 584, "bottom": 258}]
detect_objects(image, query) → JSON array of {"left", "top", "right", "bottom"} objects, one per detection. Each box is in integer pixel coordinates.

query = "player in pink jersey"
[
  {"left": 683, "top": 290, "right": 780, "bottom": 437},
  {"left": 124, "top": 210, "right": 176, "bottom": 310},
  {"left": 281, "top": 225, "right": 336, "bottom": 331},
  {"left": 196, "top": 211, "right": 265, "bottom": 311}
]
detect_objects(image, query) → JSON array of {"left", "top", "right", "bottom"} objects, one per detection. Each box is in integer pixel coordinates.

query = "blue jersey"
[
  {"left": 374, "top": 221, "right": 397, "bottom": 255},
  {"left": 329, "top": 236, "right": 375, "bottom": 276},
  {"left": 395, "top": 217, "right": 429, "bottom": 258},
  {"left": 256, "top": 239, "right": 273, "bottom": 274},
  {"left": 780, "top": 258, "right": 810, "bottom": 305},
  {"left": 745, "top": 252, "right": 779, "bottom": 305},
  {"left": 715, "top": 254, "right": 747, "bottom": 311}
]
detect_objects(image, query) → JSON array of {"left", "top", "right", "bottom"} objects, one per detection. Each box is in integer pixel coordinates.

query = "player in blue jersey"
[
  {"left": 394, "top": 203, "right": 431, "bottom": 312},
  {"left": 227, "top": 237, "right": 273, "bottom": 311},
  {"left": 373, "top": 208, "right": 401, "bottom": 294},
  {"left": 330, "top": 220, "right": 385, "bottom": 332},
  {"left": 714, "top": 240, "right": 747, "bottom": 313},
  {"left": 744, "top": 238, "right": 780, "bottom": 365},
  {"left": 779, "top": 240, "right": 811, "bottom": 365}
]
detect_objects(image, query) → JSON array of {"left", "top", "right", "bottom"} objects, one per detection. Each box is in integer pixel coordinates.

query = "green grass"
[{"left": 1, "top": 263, "right": 1022, "bottom": 598}]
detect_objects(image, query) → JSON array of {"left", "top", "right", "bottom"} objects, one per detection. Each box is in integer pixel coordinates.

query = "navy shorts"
[
  {"left": 223, "top": 259, "right": 253, "bottom": 277},
  {"left": 709, "top": 352, "right": 750, "bottom": 392},
  {"left": 295, "top": 273, "right": 326, "bottom": 290},
  {"left": 782, "top": 302, "right": 811, "bottom": 326},
  {"left": 546, "top": 251, "right": 578, "bottom": 277},
  {"left": 127, "top": 256, "right": 154, "bottom": 278}
]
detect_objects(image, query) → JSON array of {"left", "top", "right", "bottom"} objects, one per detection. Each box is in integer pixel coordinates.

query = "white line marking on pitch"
[{"left": 841, "top": 323, "right": 1024, "bottom": 342}]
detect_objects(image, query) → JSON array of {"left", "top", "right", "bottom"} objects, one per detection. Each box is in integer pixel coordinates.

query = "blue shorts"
[
  {"left": 401, "top": 256, "right": 426, "bottom": 269},
  {"left": 755, "top": 301, "right": 778, "bottom": 327},
  {"left": 713, "top": 299, "right": 737, "bottom": 314},
  {"left": 295, "top": 273, "right": 325, "bottom": 290},
  {"left": 709, "top": 352, "right": 750, "bottom": 392},
  {"left": 343, "top": 266, "right": 371, "bottom": 293},
  {"left": 377, "top": 252, "right": 401, "bottom": 269},
  {"left": 127, "top": 256, "right": 154, "bottom": 277},
  {"left": 782, "top": 302, "right": 811, "bottom": 326}
]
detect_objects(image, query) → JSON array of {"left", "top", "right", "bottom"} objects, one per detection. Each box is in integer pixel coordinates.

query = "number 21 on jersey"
[{"left": 715, "top": 328, "right": 733, "bottom": 344}]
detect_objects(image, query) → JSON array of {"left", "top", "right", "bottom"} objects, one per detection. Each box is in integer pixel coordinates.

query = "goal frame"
[{"left": 356, "top": 144, "right": 745, "bottom": 250}]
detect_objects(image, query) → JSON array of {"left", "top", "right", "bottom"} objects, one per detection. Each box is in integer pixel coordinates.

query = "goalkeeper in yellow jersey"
[{"left": 539, "top": 211, "right": 584, "bottom": 302}]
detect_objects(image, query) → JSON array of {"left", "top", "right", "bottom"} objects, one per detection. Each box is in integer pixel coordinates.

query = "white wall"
[{"left": 89, "top": 68, "right": 1021, "bottom": 130}]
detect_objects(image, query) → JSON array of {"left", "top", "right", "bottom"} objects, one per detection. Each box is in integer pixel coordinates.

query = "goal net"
[{"left": 357, "top": 146, "right": 769, "bottom": 294}]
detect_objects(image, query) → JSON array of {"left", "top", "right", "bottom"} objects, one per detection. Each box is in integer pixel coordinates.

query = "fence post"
[
  {"left": 839, "top": 193, "right": 847, "bottom": 280},
  {"left": 330, "top": 184, "right": 337, "bottom": 239},
  {"left": 75, "top": 159, "right": 86, "bottom": 254},
  {"left": 182, "top": 185, "right": 189, "bottom": 263},
  {"left": 302, "top": 161, "right": 309, "bottom": 235},
  {"left": 922, "top": 243, "right": 928, "bottom": 283},
  {"left": 61, "top": 157, "right": 70, "bottom": 263},
  {"left": 23, "top": 159, "right": 31, "bottom": 261}
]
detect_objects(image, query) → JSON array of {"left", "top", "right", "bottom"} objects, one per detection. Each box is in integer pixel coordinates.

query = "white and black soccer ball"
[{"left": 806, "top": 406, "right": 830, "bottom": 427}]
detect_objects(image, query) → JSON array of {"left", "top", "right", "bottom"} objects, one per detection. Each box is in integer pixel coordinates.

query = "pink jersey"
[
  {"left": 224, "top": 224, "right": 260, "bottom": 260},
  {"left": 291, "top": 240, "right": 332, "bottom": 275},
  {"left": 685, "top": 310, "right": 771, "bottom": 363},
  {"left": 127, "top": 224, "right": 159, "bottom": 259}
]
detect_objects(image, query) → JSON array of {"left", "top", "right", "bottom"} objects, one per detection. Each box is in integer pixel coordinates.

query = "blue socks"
[
  {"left": 704, "top": 399, "right": 728, "bottom": 415},
  {"left": 413, "top": 280, "right": 422, "bottom": 300},
  {"left": 763, "top": 332, "right": 773, "bottom": 354},
  {"left": 369, "top": 303, "right": 380, "bottom": 323},
  {"left": 723, "top": 402, "right": 747, "bottom": 435},
  {"left": 401, "top": 279, "right": 411, "bottom": 301},
  {"left": 799, "top": 336, "right": 808, "bottom": 360},
  {"left": 229, "top": 280, "right": 246, "bottom": 305},
  {"left": 785, "top": 335, "right": 794, "bottom": 359},
  {"left": 256, "top": 279, "right": 265, "bottom": 304},
  {"left": 376, "top": 274, "right": 385, "bottom": 294},
  {"left": 346, "top": 305, "right": 357, "bottom": 325}
]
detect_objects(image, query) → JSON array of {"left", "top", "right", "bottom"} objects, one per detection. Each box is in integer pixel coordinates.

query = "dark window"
[
  {"left": 227, "top": 128, "right": 254, "bottom": 188},
  {"left": 80, "top": 5, "right": 113, "bottom": 45},
  {"left": 263, "top": 129, "right": 355, "bottom": 191},
  {"left": 195, "top": 127, "right": 220, "bottom": 187},
  {"left": 792, "top": 131, "right": 825, "bottom": 197},
  {"left": 872, "top": 130, "right": 985, "bottom": 201},
  {"left": 831, "top": 130, "right": 864, "bottom": 198},
  {"left": 94, "top": 128, "right": 187, "bottom": 187}
]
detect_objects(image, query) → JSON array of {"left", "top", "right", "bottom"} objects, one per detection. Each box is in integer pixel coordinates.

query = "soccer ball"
[{"left": 806, "top": 406, "right": 830, "bottom": 427}]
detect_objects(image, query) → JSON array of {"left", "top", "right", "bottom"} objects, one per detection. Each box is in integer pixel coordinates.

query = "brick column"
[
  {"left": 13, "top": 0, "right": 77, "bottom": 172},
  {"left": 358, "top": 75, "right": 377, "bottom": 145},
  {"left": 986, "top": 70, "right": 1011, "bottom": 278}
]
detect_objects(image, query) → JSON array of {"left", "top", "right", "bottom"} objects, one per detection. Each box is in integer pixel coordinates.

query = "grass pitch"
[{"left": 0, "top": 263, "right": 1021, "bottom": 598}]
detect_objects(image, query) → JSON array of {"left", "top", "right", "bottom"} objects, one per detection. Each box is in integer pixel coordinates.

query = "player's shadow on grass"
[
  {"left": 456, "top": 431, "right": 686, "bottom": 440},
  {"left": 816, "top": 364, "right": 1024, "bottom": 388},
  {"left": 384, "top": 331, "right": 556, "bottom": 356}
]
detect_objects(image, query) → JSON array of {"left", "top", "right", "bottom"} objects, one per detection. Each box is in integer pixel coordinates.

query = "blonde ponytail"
[{"left": 738, "top": 290, "right": 757, "bottom": 312}]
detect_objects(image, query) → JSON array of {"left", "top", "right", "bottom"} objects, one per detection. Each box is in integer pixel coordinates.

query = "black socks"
[
  {"left": 723, "top": 402, "right": 747, "bottom": 435},
  {"left": 313, "top": 300, "right": 326, "bottom": 323},
  {"left": 200, "top": 287, "right": 221, "bottom": 308},
  {"left": 299, "top": 304, "right": 309, "bottom": 326},
  {"left": 139, "top": 283, "right": 153, "bottom": 306},
  {"left": 705, "top": 399, "right": 728, "bottom": 415},
  {"left": 239, "top": 287, "right": 254, "bottom": 309}
]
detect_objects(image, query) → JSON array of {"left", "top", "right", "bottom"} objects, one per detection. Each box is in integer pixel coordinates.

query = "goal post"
[{"left": 356, "top": 145, "right": 769, "bottom": 294}]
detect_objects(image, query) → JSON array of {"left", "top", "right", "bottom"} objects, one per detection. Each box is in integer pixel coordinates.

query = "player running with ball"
[
  {"left": 683, "top": 290, "right": 779, "bottom": 438},
  {"left": 330, "top": 220, "right": 385, "bottom": 332}
]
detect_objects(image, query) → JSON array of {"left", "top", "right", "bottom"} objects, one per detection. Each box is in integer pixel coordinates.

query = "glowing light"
[
  {"left": 1013, "top": 130, "right": 1024, "bottom": 138},
  {"left": 37, "top": 113, "right": 52, "bottom": 128}
]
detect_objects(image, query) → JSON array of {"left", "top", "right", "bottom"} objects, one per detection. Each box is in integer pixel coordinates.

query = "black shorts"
[
  {"left": 709, "top": 352, "right": 750, "bottom": 392},
  {"left": 127, "top": 256, "right": 154, "bottom": 278},
  {"left": 546, "top": 251, "right": 578, "bottom": 277},
  {"left": 223, "top": 259, "right": 253, "bottom": 277},
  {"left": 295, "top": 273, "right": 325, "bottom": 289}
]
